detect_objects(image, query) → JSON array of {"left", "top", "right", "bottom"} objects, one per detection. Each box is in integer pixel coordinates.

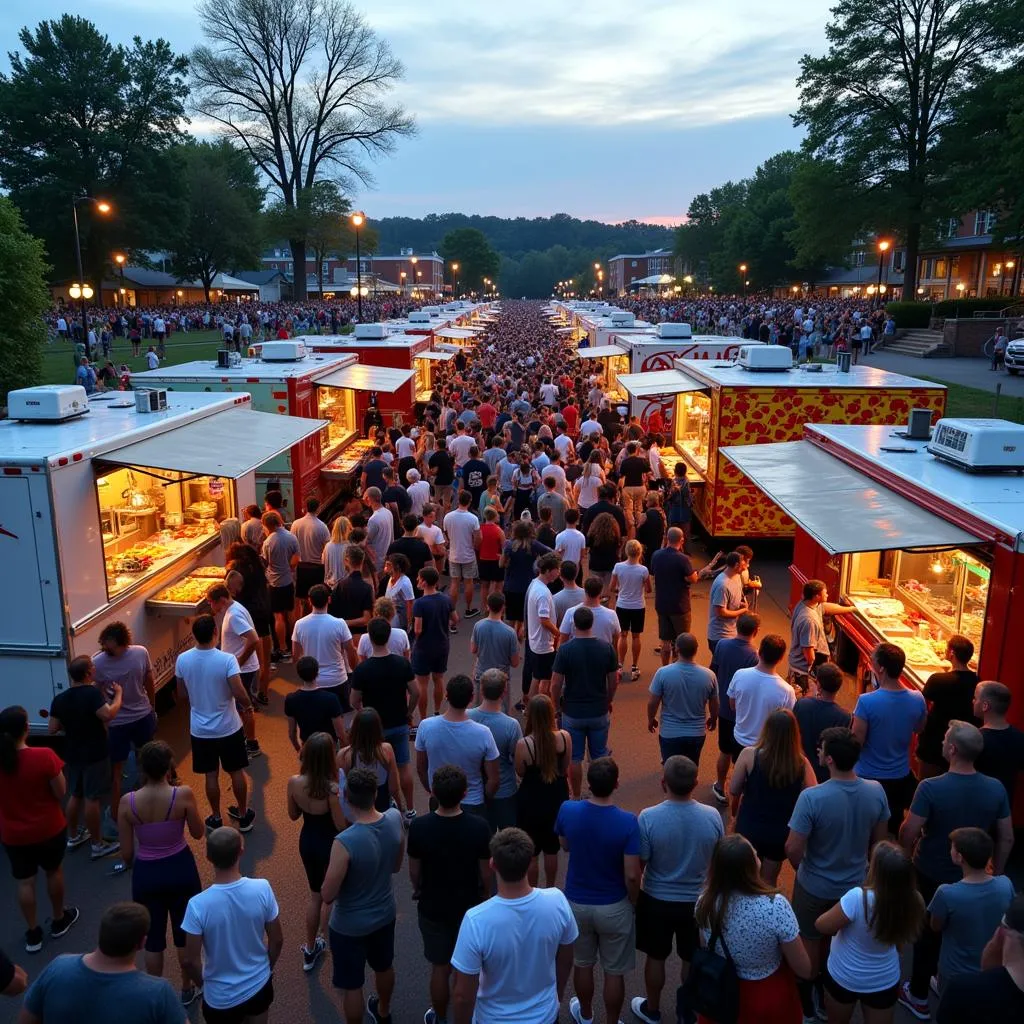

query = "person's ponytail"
[{"left": 0, "top": 706, "right": 29, "bottom": 774}]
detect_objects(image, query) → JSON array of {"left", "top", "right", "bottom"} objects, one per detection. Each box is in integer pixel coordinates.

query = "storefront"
[
  {"left": 571, "top": 345, "right": 632, "bottom": 405},
  {"left": 414, "top": 348, "right": 456, "bottom": 402},
  {"left": 0, "top": 390, "right": 325, "bottom": 726},
  {"left": 619, "top": 361, "right": 948, "bottom": 537}
]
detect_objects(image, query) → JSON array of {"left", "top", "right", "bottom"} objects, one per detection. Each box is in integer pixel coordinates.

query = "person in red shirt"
[
  {"left": 561, "top": 398, "right": 580, "bottom": 436},
  {"left": 646, "top": 405, "right": 665, "bottom": 436},
  {"left": 0, "top": 706, "right": 79, "bottom": 952},
  {"left": 477, "top": 397, "right": 497, "bottom": 431}
]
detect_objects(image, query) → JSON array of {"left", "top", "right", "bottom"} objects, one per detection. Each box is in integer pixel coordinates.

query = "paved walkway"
[{"left": 863, "top": 349, "right": 1024, "bottom": 396}]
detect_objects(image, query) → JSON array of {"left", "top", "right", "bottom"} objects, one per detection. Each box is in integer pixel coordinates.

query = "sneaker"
[
  {"left": 424, "top": 1010, "right": 438, "bottom": 1024},
  {"left": 465, "top": 607, "right": 480, "bottom": 617},
  {"left": 279, "top": 649, "right": 292, "bottom": 662},
  {"left": 253, "top": 693, "right": 269, "bottom": 707},
  {"left": 569, "top": 997, "right": 593, "bottom": 1024},
  {"left": 25, "top": 926, "right": 43, "bottom": 954},
  {"left": 66, "top": 827, "right": 90, "bottom": 851},
  {"left": 930, "top": 976, "right": 940, "bottom": 998},
  {"left": 897, "top": 981, "right": 930, "bottom": 1021},
  {"left": 631, "top": 997, "right": 661, "bottom": 1024},
  {"left": 246, "top": 741, "right": 263, "bottom": 758},
  {"left": 89, "top": 839, "right": 120, "bottom": 860},
  {"left": 514, "top": 701, "right": 526, "bottom": 712},
  {"left": 227, "top": 805, "right": 243, "bottom": 821},
  {"left": 205, "top": 814, "right": 223, "bottom": 831},
  {"left": 449, "top": 624, "right": 458, "bottom": 634},
  {"left": 238, "top": 808, "right": 257, "bottom": 833},
  {"left": 181, "top": 986, "right": 202, "bottom": 1007},
  {"left": 51, "top": 907, "right": 80, "bottom": 939},
  {"left": 711, "top": 782, "right": 729, "bottom": 805},
  {"left": 302, "top": 934, "right": 326, "bottom": 972},
  {"left": 630, "top": 665, "right": 640, "bottom": 681},
  {"left": 367, "top": 993, "right": 392, "bottom": 1024},
  {"left": 403, "top": 809, "right": 417, "bottom": 829},
  {"left": 271, "top": 649, "right": 284, "bottom": 662}
]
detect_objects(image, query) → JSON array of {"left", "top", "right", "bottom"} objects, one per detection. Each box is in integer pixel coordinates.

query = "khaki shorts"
[
  {"left": 570, "top": 897, "right": 635, "bottom": 974},
  {"left": 449, "top": 559, "right": 479, "bottom": 580}
]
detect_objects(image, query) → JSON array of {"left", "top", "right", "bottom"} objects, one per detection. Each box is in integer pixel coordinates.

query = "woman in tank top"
[
  {"left": 730, "top": 709, "right": 816, "bottom": 884},
  {"left": 338, "top": 709, "right": 401, "bottom": 815},
  {"left": 514, "top": 695, "right": 572, "bottom": 888},
  {"left": 574, "top": 452, "right": 605, "bottom": 509},
  {"left": 287, "top": 731, "right": 345, "bottom": 971},
  {"left": 116, "top": 740, "right": 204, "bottom": 1005}
]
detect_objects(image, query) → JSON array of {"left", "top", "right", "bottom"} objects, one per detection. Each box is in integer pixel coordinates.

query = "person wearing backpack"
[
  {"left": 665, "top": 463, "right": 693, "bottom": 552},
  {"left": 689, "top": 834, "right": 810, "bottom": 1023}
]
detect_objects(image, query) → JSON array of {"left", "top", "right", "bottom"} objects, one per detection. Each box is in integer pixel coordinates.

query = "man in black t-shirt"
[
  {"left": 918, "top": 634, "right": 979, "bottom": 776},
  {"left": 48, "top": 657, "right": 122, "bottom": 858},
  {"left": 350, "top": 617, "right": 418, "bottom": 817},
  {"left": 407, "top": 764, "right": 491, "bottom": 1024},
  {"left": 974, "top": 680, "right": 1024, "bottom": 804},
  {"left": 793, "top": 664, "right": 852, "bottom": 783},
  {"left": 650, "top": 527, "right": 699, "bottom": 665},
  {"left": 388, "top": 516, "right": 433, "bottom": 597},
  {"left": 428, "top": 439, "right": 456, "bottom": 515},
  {"left": 581, "top": 483, "right": 628, "bottom": 537},
  {"left": 328, "top": 547, "right": 374, "bottom": 633},
  {"left": 462, "top": 446, "right": 490, "bottom": 513},
  {"left": 284, "top": 656, "right": 346, "bottom": 748},
  {"left": 360, "top": 446, "right": 388, "bottom": 493}
]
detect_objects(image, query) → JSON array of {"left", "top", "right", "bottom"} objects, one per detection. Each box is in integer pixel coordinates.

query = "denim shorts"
[
  {"left": 384, "top": 724, "right": 411, "bottom": 766},
  {"left": 562, "top": 713, "right": 610, "bottom": 763},
  {"left": 107, "top": 710, "right": 157, "bottom": 764}
]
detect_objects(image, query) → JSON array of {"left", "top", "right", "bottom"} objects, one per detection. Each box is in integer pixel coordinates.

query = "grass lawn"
[
  {"left": 42, "top": 330, "right": 229, "bottom": 385},
  {"left": 916, "top": 376, "right": 1024, "bottom": 424}
]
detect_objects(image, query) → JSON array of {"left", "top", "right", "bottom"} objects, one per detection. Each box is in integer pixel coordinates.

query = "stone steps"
[{"left": 883, "top": 329, "right": 950, "bottom": 357}]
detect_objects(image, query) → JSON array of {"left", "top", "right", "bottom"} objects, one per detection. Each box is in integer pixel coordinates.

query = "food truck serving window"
[
  {"left": 317, "top": 384, "right": 356, "bottom": 459},
  {"left": 844, "top": 547, "right": 990, "bottom": 683},
  {"left": 96, "top": 467, "right": 234, "bottom": 600},
  {"left": 674, "top": 392, "right": 711, "bottom": 476}
]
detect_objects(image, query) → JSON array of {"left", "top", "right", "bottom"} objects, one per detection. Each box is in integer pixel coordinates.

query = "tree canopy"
[
  {"left": 439, "top": 228, "right": 500, "bottom": 294},
  {"left": 0, "top": 15, "right": 189, "bottom": 284}
]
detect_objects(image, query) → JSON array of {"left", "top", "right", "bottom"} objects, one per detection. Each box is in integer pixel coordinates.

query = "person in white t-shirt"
[
  {"left": 396, "top": 428, "right": 417, "bottom": 460},
  {"left": 208, "top": 578, "right": 263, "bottom": 759},
  {"left": 291, "top": 497, "right": 331, "bottom": 613},
  {"left": 452, "top": 827, "right": 577, "bottom": 1024},
  {"left": 556, "top": 509, "right": 587, "bottom": 577},
  {"left": 559, "top": 575, "right": 622, "bottom": 648},
  {"left": 291, "top": 585, "right": 357, "bottom": 706},
  {"left": 538, "top": 379, "right": 559, "bottom": 406},
  {"left": 356, "top": 597, "right": 411, "bottom": 660},
  {"left": 145, "top": 347, "right": 159, "bottom": 370},
  {"left": 406, "top": 469, "right": 431, "bottom": 517},
  {"left": 525, "top": 553, "right": 562, "bottom": 699},
  {"left": 175, "top": 615, "right": 255, "bottom": 832},
  {"left": 610, "top": 539, "right": 652, "bottom": 681},
  {"left": 448, "top": 424, "right": 475, "bottom": 467},
  {"left": 444, "top": 491, "right": 482, "bottom": 618},
  {"left": 727, "top": 634, "right": 796, "bottom": 754},
  {"left": 417, "top": 504, "right": 448, "bottom": 576},
  {"left": 182, "top": 828, "right": 283, "bottom": 1020}
]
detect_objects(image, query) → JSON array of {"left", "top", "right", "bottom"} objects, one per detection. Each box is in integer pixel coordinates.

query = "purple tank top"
[{"left": 131, "top": 788, "right": 187, "bottom": 860}]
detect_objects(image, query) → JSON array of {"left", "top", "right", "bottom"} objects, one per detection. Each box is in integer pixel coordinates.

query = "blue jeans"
[{"left": 562, "top": 713, "right": 610, "bottom": 763}]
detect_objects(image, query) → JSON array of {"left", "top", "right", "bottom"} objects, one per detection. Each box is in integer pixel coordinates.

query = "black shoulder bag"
[{"left": 679, "top": 922, "right": 739, "bottom": 1024}]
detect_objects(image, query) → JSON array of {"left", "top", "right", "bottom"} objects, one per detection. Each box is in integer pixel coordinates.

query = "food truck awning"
[
  {"left": 99, "top": 409, "right": 328, "bottom": 479},
  {"left": 434, "top": 327, "right": 481, "bottom": 339},
  {"left": 720, "top": 441, "right": 984, "bottom": 555},
  {"left": 555, "top": 326, "right": 575, "bottom": 333},
  {"left": 572, "top": 345, "right": 627, "bottom": 359},
  {"left": 314, "top": 364, "right": 415, "bottom": 393},
  {"left": 617, "top": 369, "right": 705, "bottom": 398},
  {"left": 415, "top": 349, "right": 455, "bottom": 362}
]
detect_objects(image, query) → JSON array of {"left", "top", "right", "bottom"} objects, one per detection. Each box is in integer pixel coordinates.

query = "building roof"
[
  {"left": 234, "top": 270, "right": 287, "bottom": 285},
  {"left": 608, "top": 249, "right": 673, "bottom": 261},
  {"left": 814, "top": 263, "right": 905, "bottom": 287}
]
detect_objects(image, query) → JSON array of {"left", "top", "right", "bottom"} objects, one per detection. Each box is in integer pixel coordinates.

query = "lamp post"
[
  {"left": 400, "top": 270, "right": 407, "bottom": 295},
  {"left": 410, "top": 255, "right": 418, "bottom": 298},
  {"left": 738, "top": 263, "right": 748, "bottom": 299},
  {"left": 451, "top": 262, "right": 459, "bottom": 298},
  {"left": 876, "top": 239, "right": 890, "bottom": 308},
  {"left": 594, "top": 262, "right": 602, "bottom": 297},
  {"left": 113, "top": 253, "right": 127, "bottom": 306},
  {"left": 1007, "top": 259, "right": 1018, "bottom": 298},
  {"left": 71, "top": 196, "right": 112, "bottom": 357},
  {"left": 350, "top": 211, "right": 365, "bottom": 319}
]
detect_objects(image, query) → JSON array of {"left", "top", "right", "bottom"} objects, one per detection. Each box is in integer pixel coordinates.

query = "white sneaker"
[{"left": 569, "top": 997, "right": 593, "bottom": 1024}]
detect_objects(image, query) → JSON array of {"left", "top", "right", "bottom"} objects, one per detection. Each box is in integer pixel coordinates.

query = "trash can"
[{"left": 837, "top": 351, "right": 852, "bottom": 373}]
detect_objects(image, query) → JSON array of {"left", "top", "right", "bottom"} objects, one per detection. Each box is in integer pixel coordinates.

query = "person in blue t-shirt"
[
  {"left": 851, "top": 643, "right": 926, "bottom": 835},
  {"left": 412, "top": 567, "right": 457, "bottom": 725},
  {"left": 555, "top": 758, "right": 640, "bottom": 1024}
]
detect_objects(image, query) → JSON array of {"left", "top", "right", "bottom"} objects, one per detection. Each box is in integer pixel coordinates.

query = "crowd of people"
[{"left": 2, "top": 300, "right": 1024, "bottom": 1024}]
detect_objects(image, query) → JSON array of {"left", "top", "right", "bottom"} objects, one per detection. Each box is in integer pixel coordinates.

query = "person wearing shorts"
[
  {"left": 322, "top": 769, "right": 404, "bottom": 1024},
  {"left": 412, "top": 569, "right": 455, "bottom": 724},
  {"left": 611, "top": 541, "right": 650, "bottom": 682}
]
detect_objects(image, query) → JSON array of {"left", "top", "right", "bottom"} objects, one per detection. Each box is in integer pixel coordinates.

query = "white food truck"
[{"left": 0, "top": 385, "right": 325, "bottom": 729}]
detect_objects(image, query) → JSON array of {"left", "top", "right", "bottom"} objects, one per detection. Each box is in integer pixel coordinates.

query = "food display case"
[
  {"left": 414, "top": 349, "right": 456, "bottom": 402},
  {"left": 321, "top": 438, "right": 377, "bottom": 479},
  {"left": 317, "top": 383, "right": 357, "bottom": 459},
  {"left": 145, "top": 566, "right": 226, "bottom": 617},
  {"left": 572, "top": 345, "right": 631, "bottom": 403},
  {"left": 620, "top": 361, "right": 947, "bottom": 537}
]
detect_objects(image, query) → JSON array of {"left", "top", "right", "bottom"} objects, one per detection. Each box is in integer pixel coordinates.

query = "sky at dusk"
[{"left": 1, "top": 0, "right": 833, "bottom": 224}]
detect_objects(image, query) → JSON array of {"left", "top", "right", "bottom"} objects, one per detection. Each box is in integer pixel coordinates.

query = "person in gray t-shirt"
[
  {"left": 470, "top": 600, "right": 520, "bottom": 707},
  {"left": 468, "top": 670, "right": 523, "bottom": 831},
  {"left": 706, "top": 555, "right": 747, "bottom": 649},
  {"left": 647, "top": 634, "right": 719, "bottom": 765}
]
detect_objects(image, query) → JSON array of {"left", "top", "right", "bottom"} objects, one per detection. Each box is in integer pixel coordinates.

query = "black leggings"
[{"left": 132, "top": 847, "right": 202, "bottom": 952}]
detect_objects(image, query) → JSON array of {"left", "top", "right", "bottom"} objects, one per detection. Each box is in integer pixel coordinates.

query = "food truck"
[
  {"left": 575, "top": 310, "right": 653, "bottom": 348},
  {"left": 618, "top": 347, "right": 947, "bottom": 538},
  {"left": 131, "top": 344, "right": 414, "bottom": 515},
  {"left": 0, "top": 385, "right": 326, "bottom": 726}
]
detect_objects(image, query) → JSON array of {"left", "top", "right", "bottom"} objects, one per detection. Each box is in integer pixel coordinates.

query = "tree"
[
  {"left": 0, "top": 199, "right": 49, "bottom": 404},
  {"left": 170, "top": 141, "right": 264, "bottom": 301},
  {"left": 0, "top": 16, "right": 189, "bottom": 283},
  {"left": 439, "top": 228, "right": 500, "bottom": 295},
  {"left": 795, "top": 0, "right": 1024, "bottom": 299},
  {"left": 190, "top": 0, "right": 414, "bottom": 299}
]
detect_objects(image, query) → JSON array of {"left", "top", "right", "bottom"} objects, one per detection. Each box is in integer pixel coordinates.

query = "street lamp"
[
  {"left": 350, "top": 211, "right": 365, "bottom": 319},
  {"left": 739, "top": 263, "right": 748, "bottom": 299},
  {"left": 876, "top": 239, "right": 891, "bottom": 307},
  {"left": 1008, "top": 259, "right": 1018, "bottom": 298},
  {"left": 410, "top": 255, "right": 418, "bottom": 298},
  {"left": 400, "top": 270, "right": 407, "bottom": 295},
  {"left": 113, "top": 252, "right": 127, "bottom": 305},
  {"left": 594, "top": 262, "right": 602, "bottom": 296},
  {"left": 451, "top": 262, "right": 459, "bottom": 298},
  {"left": 71, "top": 196, "right": 112, "bottom": 357}
]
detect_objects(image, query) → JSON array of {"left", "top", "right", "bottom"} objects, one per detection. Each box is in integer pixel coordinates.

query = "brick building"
[
  {"left": 607, "top": 249, "right": 677, "bottom": 295},
  {"left": 261, "top": 247, "right": 445, "bottom": 296}
]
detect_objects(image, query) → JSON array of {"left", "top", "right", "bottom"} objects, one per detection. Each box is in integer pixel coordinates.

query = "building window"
[
  {"left": 975, "top": 210, "right": 997, "bottom": 235},
  {"left": 934, "top": 258, "right": 947, "bottom": 279},
  {"left": 892, "top": 250, "right": 906, "bottom": 272},
  {"left": 946, "top": 218, "right": 959, "bottom": 238},
  {"left": 951, "top": 256, "right": 960, "bottom": 276},
  {"left": 322, "top": 262, "right": 329, "bottom": 276},
  {"left": 853, "top": 251, "right": 865, "bottom": 267}
]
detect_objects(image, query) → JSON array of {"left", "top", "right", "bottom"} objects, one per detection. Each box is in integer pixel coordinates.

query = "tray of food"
[
  {"left": 873, "top": 618, "right": 916, "bottom": 636},
  {"left": 899, "top": 635, "right": 949, "bottom": 668},
  {"left": 190, "top": 565, "right": 226, "bottom": 579},
  {"left": 854, "top": 597, "right": 906, "bottom": 618},
  {"left": 146, "top": 574, "right": 216, "bottom": 615}
]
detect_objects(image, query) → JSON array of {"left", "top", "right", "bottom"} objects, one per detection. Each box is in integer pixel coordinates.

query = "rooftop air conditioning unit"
[
  {"left": 738, "top": 345, "right": 793, "bottom": 371},
  {"left": 422, "top": 306, "right": 441, "bottom": 315},
  {"left": 927, "top": 418, "right": 1024, "bottom": 472},
  {"left": 655, "top": 322, "right": 693, "bottom": 339},
  {"left": 259, "top": 341, "right": 308, "bottom": 361},
  {"left": 609, "top": 312, "right": 635, "bottom": 326},
  {"left": 354, "top": 323, "right": 389, "bottom": 340},
  {"left": 407, "top": 311, "right": 431, "bottom": 323},
  {"left": 8, "top": 385, "right": 90, "bottom": 422}
]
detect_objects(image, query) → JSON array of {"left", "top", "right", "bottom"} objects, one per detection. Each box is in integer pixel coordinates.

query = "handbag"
[{"left": 680, "top": 922, "right": 740, "bottom": 1024}]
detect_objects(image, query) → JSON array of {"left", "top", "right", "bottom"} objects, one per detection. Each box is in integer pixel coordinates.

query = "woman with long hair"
[
  {"left": 116, "top": 740, "right": 204, "bottom": 1003},
  {"left": 509, "top": 455, "right": 541, "bottom": 521},
  {"left": 338, "top": 708, "right": 401, "bottom": 815},
  {"left": 226, "top": 540, "right": 273, "bottom": 701},
  {"left": 586, "top": 511, "right": 622, "bottom": 597},
  {"left": 815, "top": 841, "right": 925, "bottom": 1024},
  {"left": 287, "top": 732, "right": 345, "bottom": 972},
  {"left": 322, "top": 515, "right": 352, "bottom": 589},
  {"left": 383, "top": 552, "right": 414, "bottom": 631},
  {"left": 730, "top": 709, "right": 816, "bottom": 884},
  {"left": 694, "top": 834, "right": 810, "bottom": 1023},
  {"left": 514, "top": 695, "right": 572, "bottom": 887},
  {"left": 0, "top": 706, "right": 76, "bottom": 953},
  {"left": 499, "top": 519, "right": 550, "bottom": 635},
  {"left": 574, "top": 451, "right": 606, "bottom": 510}
]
